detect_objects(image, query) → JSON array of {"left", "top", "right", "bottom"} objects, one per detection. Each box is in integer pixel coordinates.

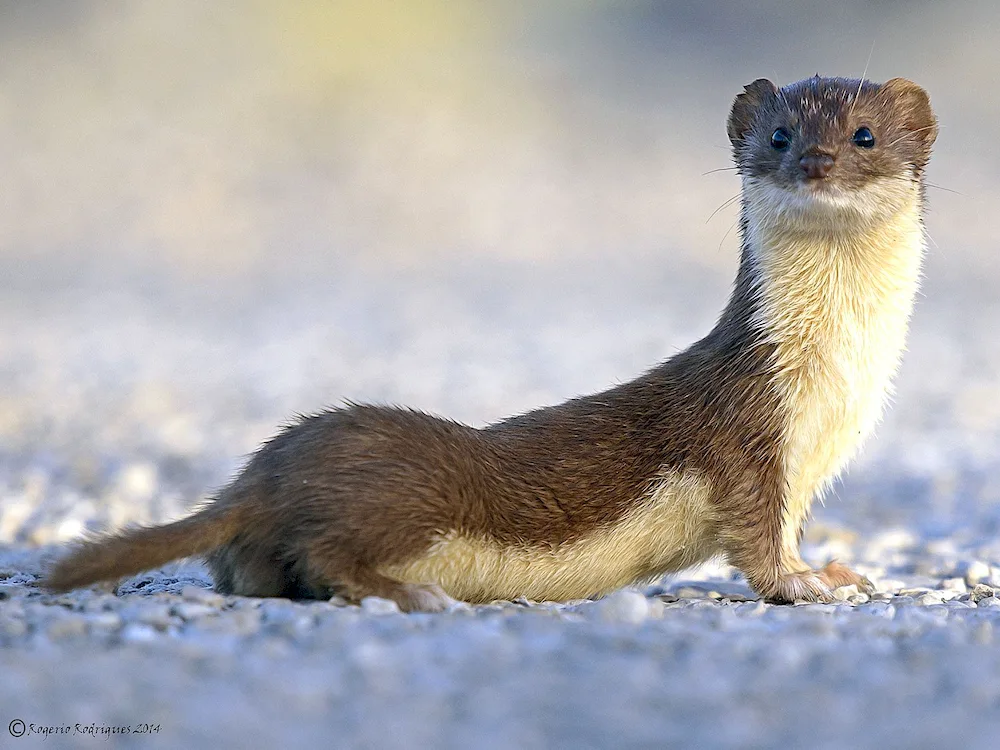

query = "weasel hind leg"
[
  {"left": 334, "top": 565, "right": 458, "bottom": 613},
  {"left": 206, "top": 538, "right": 333, "bottom": 600},
  {"left": 206, "top": 541, "right": 455, "bottom": 611}
]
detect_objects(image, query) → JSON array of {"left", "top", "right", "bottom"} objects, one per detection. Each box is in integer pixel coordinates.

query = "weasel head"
[{"left": 727, "top": 76, "right": 937, "bottom": 232}]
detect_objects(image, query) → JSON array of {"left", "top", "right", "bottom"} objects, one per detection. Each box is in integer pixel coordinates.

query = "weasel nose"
[{"left": 799, "top": 153, "right": 835, "bottom": 179}]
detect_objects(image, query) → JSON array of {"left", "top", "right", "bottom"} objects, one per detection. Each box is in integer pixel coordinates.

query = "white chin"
[
  {"left": 792, "top": 184, "right": 854, "bottom": 208},
  {"left": 745, "top": 176, "right": 917, "bottom": 227}
]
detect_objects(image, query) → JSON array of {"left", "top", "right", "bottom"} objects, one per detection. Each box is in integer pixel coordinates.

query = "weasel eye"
[
  {"left": 852, "top": 127, "right": 875, "bottom": 148},
  {"left": 770, "top": 128, "right": 791, "bottom": 150}
]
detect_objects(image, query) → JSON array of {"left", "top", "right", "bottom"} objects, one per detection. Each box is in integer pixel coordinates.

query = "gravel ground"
[
  {"left": 4, "top": 3, "right": 1000, "bottom": 748},
  {"left": 1, "top": 259, "right": 999, "bottom": 750}
]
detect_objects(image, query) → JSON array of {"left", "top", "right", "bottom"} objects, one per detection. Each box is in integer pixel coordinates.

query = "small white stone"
[
  {"left": 118, "top": 462, "right": 158, "bottom": 500},
  {"left": 0, "top": 499, "right": 33, "bottom": 541},
  {"left": 173, "top": 603, "right": 217, "bottom": 621},
  {"left": 916, "top": 593, "right": 944, "bottom": 606},
  {"left": 832, "top": 584, "right": 859, "bottom": 602},
  {"left": 939, "top": 577, "right": 967, "bottom": 593},
  {"left": 874, "top": 579, "right": 906, "bottom": 595},
  {"left": 88, "top": 612, "right": 123, "bottom": 631},
  {"left": 0, "top": 617, "right": 28, "bottom": 638},
  {"left": 898, "top": 588, "right": 933, "bottom": 598},
  {"left": 965, "top": 561, "right": 992, "bottom": 586},
  {"left": 736, "top": 600, "right": 768, "bottom": 616},
  {"left": 225, "top": 610, "right": 261, "bottom": 636},
  {"left": 54, "top": 516, "right": 86, "bottom": 543},
  {"left": 181, "top": 586, "right": 226, "bottom": 606},
  {"left": 926, "top": 538, "right": 959, "bottom": 557},
  {"left": 46, "top": 616, "right": 88, "bottom": 640},
  {"left": 596, "top": 590, "right": 650, "bottom": 624},
  {"left": 360, "top": 596, "right": 401, "bottom": 616},
  {"left": 645, "top": 597, "right": 666, "bottom": 619},
  {"left": 136, "top": 604, "right": 174, "bottom": 630},
  {"left": 858, "top": 602, "right": 895, "bottom": 619},
  {"left": 872, "top": 529, "right": 918, "bottom": 551},
  {"left": 977, "top": 595, "right": 1000, "bottom": 609},
  {"left": 120, "top": 623, "right": 159, "bottom": 642}
]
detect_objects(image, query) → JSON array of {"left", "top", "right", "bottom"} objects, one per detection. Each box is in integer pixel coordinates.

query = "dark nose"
[{"left": 799, "top": 153, "right": 835, "bottom": 179}]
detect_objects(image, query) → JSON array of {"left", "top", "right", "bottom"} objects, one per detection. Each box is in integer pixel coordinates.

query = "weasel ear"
[
  {"left": 879, "top": 78, "right": 938, "bottom": 150},
  {"left": 728, "top": 79, "right": 779, "bottom": 146}
]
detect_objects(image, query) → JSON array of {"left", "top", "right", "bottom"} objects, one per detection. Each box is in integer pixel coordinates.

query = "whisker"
[
  {"left": 702, "top": 166, "right": 739, "bottom": 176},
  {"left": 706, "top": 193, "right": 742, "bottom": 224},
  {"left": 925, "top": 183, "right": 963, "bottom": 196},
  {"left": 850, "top": 37, "right": 876, "bottom": 116},
  {"left": 774, "top": 76, "right": 790, "bottom": 110},
  {"left": 922, "top": 227, "right": 941, "bottom": 251},
  {"left": 719, "top": 216, "right": 740, "bottom": 252},
  {"left": 884, "top": 124, "right": 939, "bottom": 149}
]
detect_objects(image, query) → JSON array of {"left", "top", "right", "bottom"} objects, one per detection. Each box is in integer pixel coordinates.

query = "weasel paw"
[
  {"left": 765, "top": 562, "right": 872, "bottom": 603},
  {"left": 394, "top": 583, "right": 460, "bottom": 613}
]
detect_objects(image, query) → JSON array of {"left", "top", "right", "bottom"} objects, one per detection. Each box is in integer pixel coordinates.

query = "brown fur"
[{"left": 44, "top": 76, "right": 936, "bottom": 610}]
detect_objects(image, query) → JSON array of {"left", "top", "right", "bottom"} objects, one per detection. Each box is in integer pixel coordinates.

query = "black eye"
[
  {"left": 770, "top": 128, "right": 791, "bottom": 150},
  {"left": 853, "top": 127, "right": 875, "bottom": 148}
]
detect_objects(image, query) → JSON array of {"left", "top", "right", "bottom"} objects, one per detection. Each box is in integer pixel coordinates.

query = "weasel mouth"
[{"left": 793, "top": 180, "right": 846, "bottom": 202}]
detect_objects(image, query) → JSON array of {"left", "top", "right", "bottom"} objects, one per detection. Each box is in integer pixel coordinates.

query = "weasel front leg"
[{"left": 719, "top": 481, "right": 873, "bottom": 603}]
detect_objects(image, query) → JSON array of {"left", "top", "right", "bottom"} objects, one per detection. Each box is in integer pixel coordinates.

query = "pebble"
[
  {"left": 939, "top": 577, "right": 967, "bottom": 593},
  {"left": 181, "top": 585, "right": 227, "bottom": 607},
  {"left": 595, "top": 590, "right": 652, "bottom": 623},
  {"left": 120, "top": 623, "right": 160, "bottom": 643},
  {"left": 944, "top": 599, "right": 976, "bottom": 610},
  {"left": 832, "top": 585, "right": 860, "bottom": 602},
  {"left": 46, "top": 616, "right": 89, "bottom": 640},
  {"left": 977, "top": 596, "right": 1000, "bottom": 609},
  {"left": 871, "top": 528, "right": 918, "bottom": 550},
  {"left": 926, "top": 538, "right": 959, "bottom": 557},
  {"left": 971, "top": 584, "right": 996, "bottom": 603},
  {"left": 965, "top": 561, "right": 992, "bottom": 586},
  {"left": 173, "top": 602, "right": 219, "bottom": 621},
  {"left": 360, "top": 597, "right": 401, "bottom": 616},
  {"left": 858, "top": 602, "right": 895, "bottom": 619},
  {"left": 88, "top": 612, "right": 124, "bottom": 631},
  {"left": 876, "top": 579, "right": 907, "bottom": 594},
  {"left": 736, "top": 600, "right": 769, "bottom": 616},
  {"left": 898, "top": 587, "right": 933, "bottom": 598},
  {"left": 0, "top": 616, "right": 28, "bottom": 638},
  {"left": 135, "top": 604, "right": 175, "bottom": 631}
]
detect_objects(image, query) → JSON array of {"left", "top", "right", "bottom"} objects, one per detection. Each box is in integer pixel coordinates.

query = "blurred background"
[{"left": 1, "top": 0, "right": 998, "bottom": 548}]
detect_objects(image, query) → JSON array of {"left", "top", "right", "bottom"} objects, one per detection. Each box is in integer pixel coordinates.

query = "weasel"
[{"left": 44, "top": 76, "right": 937, "bottom": 611}]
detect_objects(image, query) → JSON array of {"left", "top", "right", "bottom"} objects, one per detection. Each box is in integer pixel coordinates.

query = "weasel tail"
[{"left": 44, "top": 503, "right": 246, "bottom": 593}]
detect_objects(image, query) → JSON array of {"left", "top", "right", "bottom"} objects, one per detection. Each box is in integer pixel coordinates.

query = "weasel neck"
[
  {"left": 732, "top": 185, "right": 925, "bottom": 546},
  {"left": 744, "top": 189, "right": 926, "bottom": 372}
]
